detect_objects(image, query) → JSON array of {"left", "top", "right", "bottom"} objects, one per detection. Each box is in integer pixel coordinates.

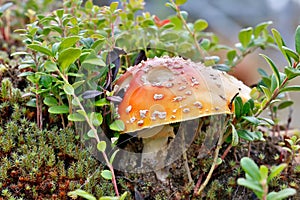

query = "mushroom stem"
[{"left": 139, "top": 125, "right": 175, "bottom": 182}]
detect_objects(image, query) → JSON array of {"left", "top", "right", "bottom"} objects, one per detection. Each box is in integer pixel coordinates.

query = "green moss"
[{"left": 0, "top": 92, "right": 118, "bottom": 198}]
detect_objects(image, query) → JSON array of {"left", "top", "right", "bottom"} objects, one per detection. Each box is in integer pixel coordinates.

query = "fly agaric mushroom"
[{"left": 113, "top": 56, "right": 251, "bottom": 180}]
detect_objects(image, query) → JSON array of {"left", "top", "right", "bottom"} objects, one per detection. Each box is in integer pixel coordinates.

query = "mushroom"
[{"left": 113, "top": 56, "right": 251, "bottom": 181}]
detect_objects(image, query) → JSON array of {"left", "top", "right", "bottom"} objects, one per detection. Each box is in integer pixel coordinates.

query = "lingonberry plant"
[{"left": 0, "top": 0, "right": 299, "bottom": 199}]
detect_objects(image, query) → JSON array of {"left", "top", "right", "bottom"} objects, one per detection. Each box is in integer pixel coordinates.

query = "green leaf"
[
  {"left": 240, "top": 157, "right": 261, "bottom": 181},
  {"left": 254, "top": 21, "right": 272, "bottom": 38},
  {"left": 43, "top": 96, "right": 58, "bottom": 106},
  {"left": 11, "top": 51, "right": 29, "bottom": 56},
  {"left": 99, "top": 197, "right": 119, "bottom": 200},
  {"left": 234, "top": 96, "right": 243, "bottom": 119},
  {"left": 59, "top": 36, "right": 81, "bottom": 51},
  {"left": 48, "top": 105, "right": 69, "bottom": 114},
  {"left": 267, "top": 188, "right": 296, "bottom": 200},
  {"left": 259, "top": 165, "right": 269, "bottom": 181},
  {"left": 67, "top": 72, "right": 84, "bottom": 77},
  {"left": 242, "top": 116, "right": 260, "bottom": 126},
  {"left": 227, "top": 50, "right": 237, "bottom": 63},
  {"left": 39, "top": 75, "right": 53, "bottom": 88},
  {"left": 278, "top": 100, "right": 293, "bottom": 110},
  {"left": 267, "top": 163, "right": 287, "bottom": 183},
  {"left": 258, "top": 117, "right": 275, "bottom": 126},
  {"left": 279, "top": 85, "right": 300, "bottom": 93},
  {"left": 109, "top": 120, "right": 125, "bottom": 131},
  {"left": 82, "top": 55, "right": 106, "bottom": 67},
  {"left": 237, "top": 178, "right": 263, "bottom": 193},
  {"left": 81, "top": 50, "right": 105, "bottom": 70},
  {"left": 28, "top": 44, "right": 53, "bottom": 56},
  {"left": 97, "top": 141, "right": 106, "bottom": 152},
  {"left": 160, "top": 32, "right": 179, "bottom": 42},
  {"left": 180, "top": 11, "right": 188, "bottom": 21},
  {"left": 101, "top": 170, "right": 112, "bottom": 180},
  {"left": 110, "top": 149, "right": 119, "bottom": 164},
  {"left": 295, "top": 25, "right": 300, "bottom": 54},
  {"left": 95, "top": 98, "right": 110, "bottom": 106},
  {"left": 87, "top": 129, "right": 97, "bottom": 138},
  {"left": 231, "top": 124, "right": 239, "bottom": 146},
  {"left": 165, "top": 2, "right": 177, "bottom": 11},
  {"left": 72, "top": 80, "right": 85, "bottom": 89},
  {"left": 282, "top": 46, "right": 299, "bottom": 61},
  {"left": 272, "top": 28, "right": 292, "bottom": 66},
  {"left": 260, "top": 54, "right": 281, "bottom": 86},
  {"left": 120, "top": 192, "right": 128, "bottom": 200},
  {"left": 194, "top": 19, "right": 208, "bottom": 32},
  {"left": 63, "top": 84, "right": 74, "bottom": 95},
  {"left": 92, "top": 112, "right": 103, "bottom": 126},
  {"left": 242, "top": 101, "right": 251, "bottom": 115},
  {"left": 56, "top": 9, "right": 64, "bottom": 19},
  {"left": 44, "top": 61, "right": 58, "bottom": 72},
  {"left": 58, "top": 47, "right": 81, "bottom": 73},
  {"left": 18, "top": 71, "right": 34, "bottom": 77},
  {"left": 175, "top": 0, "right": 187, "bottom": 6},
  {"left": 237, "top": 130, "right": 263, "bottom": 141},
  {"left": 260, "top": 85, "right": 272, "bottom": 100},
  {"left": 238, "top": 27, "right": 253, "bottom": 48},
  {"left": 110, "top": 1, "right": 119, "bottom": 12},
  {"left": 26, "top": 98, "right": 36, "bottom": 107},
  {"left": 68, "top": 113, "right": 85, "bottom": 122},
  {"left": 67, "top": 189, "right": 96, "bottom": 200},
  {"left": 200, "top": 39, "right": 211, "bottom": 51},
  {"left": 99, "top": 192, "right": 125, "bottom": 200},
  {"left": 284, "top": 66, "right": 300, "bottom": 80},
  {"left": 212, "top": 64, "right": 231, "bottom": 72}
]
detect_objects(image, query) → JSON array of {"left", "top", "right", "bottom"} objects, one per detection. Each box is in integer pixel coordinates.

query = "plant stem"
[
  {"left": 172, "top": 1, "right": 205, "bottom": 60},
  {"left": 197, "top": 127, "right": 224, "bottom": 195},
  {"left": 255, "top": 77, "right": 289, "bottom": 117},
  {"left": 58, "top": 70, "right": 120, "bottom": 196}
]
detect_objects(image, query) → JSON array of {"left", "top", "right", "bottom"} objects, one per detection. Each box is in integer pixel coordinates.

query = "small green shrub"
[{"left": 238, "top": 157, "right": 296, "bottom": 200}]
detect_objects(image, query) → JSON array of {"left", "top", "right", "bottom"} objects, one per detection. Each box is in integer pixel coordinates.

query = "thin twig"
[
  {"left": 197, "top": 126, "right": 224, "bottom": 195},
  {"left": 58, "top": 70, "right": 120, "bottom": 196}
]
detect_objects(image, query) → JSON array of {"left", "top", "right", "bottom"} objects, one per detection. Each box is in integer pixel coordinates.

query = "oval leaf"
[
  {"left": 238, "top": 27, "right": 253, "bottom": 48},
  {"left": 267, "top": 189, "right": 296, "bottom": 200},
  {"left": 68, "top": 113, "right": 85, "bottom": 122},
  {"left": 267, "top": 163, "right": 287, "bottom": 183},
  {"left": 101, "top": 170, "right": 112, "bottom": 180},
  {"left": 87, "top": 129, "right": 97, "bottom": 139},
  {"left": 58, "top": 47, "right": 81, "bottom": 72},
  {"left": 28, "top": 44, "right": 53, "bottom": 56},
  {"left": 260, "top": 54, "right": 280, "bottom": 86},
  {"left": 97, "top": 141, "right": 106, "bottom": 152},
  {"left": 278, "top": 100, "right": 293, "bottom": 110},
  {"left": 44, "top": 61, "right": 58, "bottom": 72},
  {"left": 48, "top": 105, "right": 69, "bottom": 114},
  {"left": 109, "top": 120, "right": 125, "bottom": 131},
  {"left": 194, "top": 19, "right": 208, "bottom": 32},
  {"left": 63, "top": 84, "right": 74, "bottom": 95},
  {"left": 231, "top": 124, "right": 239, "bottom": 146},
  {"left": 43, "top": 96, "right": 58, "bottom": 106},
  {"left": 82, "top": 90, "right": 103, "bottom": 99},
  {"left": 240, "top": 157, "right": 261, "bottom": 181},
  {"left": 59, "top": 36, "right": 81, "bottom": 50},
  {"left": 68, "top": 189, "right": 96, "bottom": 200}
]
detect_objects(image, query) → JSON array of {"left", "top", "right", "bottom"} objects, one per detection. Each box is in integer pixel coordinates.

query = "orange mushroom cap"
[{"left": 113, "top": 56, "right": 251, "bottom": 133}]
